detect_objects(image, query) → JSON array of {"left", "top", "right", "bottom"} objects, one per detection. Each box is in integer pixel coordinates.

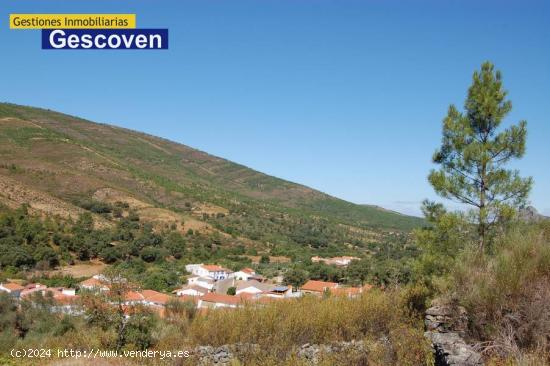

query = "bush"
[
  {"left": 78, "top": 199, "right": 113, "bottom": 214},
  {"left": 450, "top": 224, "right": 550, "bottom": 362},
  {"left": 187, "top": 290, "right": 432, "bottom": 364},
  {"left": 139, "top": 247, "right": 167, "bottom": 263},
  {"left": 100, "top": 246, "right": 121, "bottom": 264}
]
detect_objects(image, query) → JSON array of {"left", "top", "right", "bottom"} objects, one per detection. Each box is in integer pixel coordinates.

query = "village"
[{"left": 0, "top": 256, "right": 372, "bottom": 317}]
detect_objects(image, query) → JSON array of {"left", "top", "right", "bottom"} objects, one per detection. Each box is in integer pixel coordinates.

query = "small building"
[
  {"left": 330, "top": 286, "right": 362, "bottom": 298},
  {"left": 43, "top": 287, "right": 81, "bottom": 315},
  {"left": 264, "top": 285, "right": 292, "bottom": 298},
  {"left": 188, "top": 264, "right": 232, "bottom": 280},
  {"left": 235, "top": 280, "right": 272, "bottom": 296},
  {"left": 79, "top": 277, "right": 110, "bottom": 292},
  {"left": 122, "top": 291, "right": 146, "bottom": 305},
  {"left": 174, "top": 285, "right": 208, "bottom": 297},
  {"left": 185, "top": 263, "right": 203, "bottom": 273},
  {"left": 232, "top": 268, "right": 257, "bottom": 281},
  {"left": 0, "top": 282, "right": 25, "bottom": 297},
  {"left": 20, "top": 283, "right": 48, "bottom": 298},
  {"left": 141, "top": 290, "right": 172, "bottom": 307},
  {"left": 300, "top": 280, "right": 339, "bottom": 296},
  {"left": 198, "top": 292, "right": 242, "bottom": 309},
  {"left": 123, "top": 290, "right": 173, "bottom": 308},
  {"left": 187, "top": 276, "right": 215, "bottom": 290}
]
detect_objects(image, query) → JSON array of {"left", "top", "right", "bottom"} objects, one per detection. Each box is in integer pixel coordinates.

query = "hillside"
[{"left": 0, "top": 102, "right": 423, "bottom": 256}]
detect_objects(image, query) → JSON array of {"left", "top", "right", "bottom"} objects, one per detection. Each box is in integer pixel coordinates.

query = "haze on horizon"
[{"left": 1, "top": 0, "right": 549, "bottom": 216}]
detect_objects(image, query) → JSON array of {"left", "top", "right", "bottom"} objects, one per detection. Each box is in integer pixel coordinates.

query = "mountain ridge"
[{"left": 0, "top": 102, "right": 423, "bottom": 254}]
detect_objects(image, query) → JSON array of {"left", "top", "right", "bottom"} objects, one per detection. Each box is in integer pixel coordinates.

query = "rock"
[
  {"left": 425, "top": 302, "right": 483, "bottom": 366},
  {"left": 425, "top": 332, "right": 482, "bottom": 366},
  {"left": 517, "top": 206, "right": 548, "bottom": 223},
  {"left": 425, "top": 304, "right": 468, "bottom": 335},
  {"left": 192, "top": 340, "right": 368, "bottom": 365}
]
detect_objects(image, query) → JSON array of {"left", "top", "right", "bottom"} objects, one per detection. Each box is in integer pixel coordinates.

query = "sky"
[{"left": 1, "top": 0, "right": 549, "bottom": 216}]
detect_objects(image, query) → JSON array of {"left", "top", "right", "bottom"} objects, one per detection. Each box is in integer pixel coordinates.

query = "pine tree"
[{"left": 428, "top": 62, "right": 532, "bottom": 252}]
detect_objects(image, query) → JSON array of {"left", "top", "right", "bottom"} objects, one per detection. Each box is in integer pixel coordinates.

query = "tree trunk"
[{"left": 479, "top": 159, "right": 487, "bottom": 253}]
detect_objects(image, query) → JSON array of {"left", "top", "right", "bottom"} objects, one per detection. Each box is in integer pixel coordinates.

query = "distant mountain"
[
  {"left": 518, "top": 206, "right": 549, "bottom": 223},
  {"left": 0, "top": 102, "right": 423, "bottom": 252}
]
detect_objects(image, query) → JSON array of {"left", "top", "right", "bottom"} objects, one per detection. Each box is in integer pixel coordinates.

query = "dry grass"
[
  {"left": 137, "top": 207, "right": 211, "bottom": 234},
  {"left": 93, "top": 188, "right": 152, "bottom": 210},
  {"left": 0, "top": 174, "right": 110, "bottom": 229},
  {"left": 451, "top": 224, "right": 550, "bottom": 364},
  {"left": 246, "top": 255, "right": 291, "bottom": 264},
  {"left": 176, "top": 290, "right": 432, "bottom": 365},
  {"left": 53, "top": 260, "right": 107, "bottom": 278}
]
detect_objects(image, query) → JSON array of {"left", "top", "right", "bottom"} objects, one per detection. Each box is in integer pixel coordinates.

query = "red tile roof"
[
  {"left": 142, "top": 290, "right": 172, "bottom": 305},
  {"left": 176, "top": 295, "right": 201, "bottom": 304},
  {"left": 201, "top": 292, "right": 241, "bottom": 306},
  {"left": 80, "top": 277, "right": 109, "bottom": 288},
  {"left": 362, "top": 284, "right": 374, "bottom": 291},
  {"left": 176, "top": 285, "right": 208, "bottom": 294},
  {"left": 42, "top": 288, "right": 79, "bottom": 304},
  {"left": 254, "top": 296, "right": 285, "bottom": 304},
  {"left": 241, "top": 268, "right": 255, "bottom": 274},
  {"left": 331, "top": 287, "right": 362, "bottom": 297},
  {"left": 237, "top": 292, "right": 255, "bottom": 301},
  {"left": 20, "top": 284, "right": 48, "bottom": 297},
  {"left": 51, "top": 293, "right": 80, "bottom": 305},
  {"left": 1, "top": 282, "right": 24, "bottom": 291},
  {"left": 301, "top": 280, "right": 338, "bottom": 293},
  {"left": 124, "top": 291, "right": 145, "bottom": 302},
  {"left": 202, "top": 264, "right": 230, "bottom": 272}
]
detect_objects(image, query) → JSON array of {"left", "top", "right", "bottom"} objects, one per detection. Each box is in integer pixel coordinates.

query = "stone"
[{"left": 425, "top": 303, "right": 483, "bottom": 366}]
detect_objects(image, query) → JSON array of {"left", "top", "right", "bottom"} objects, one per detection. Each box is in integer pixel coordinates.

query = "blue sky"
[{"left": 1, "top": 0, "right": 549, "bottom": 216}]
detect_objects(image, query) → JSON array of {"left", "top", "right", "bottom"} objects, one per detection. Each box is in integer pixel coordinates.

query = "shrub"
[
  {"left": 450, "top": 224, "right": 550, "bottom": 362},
  {"left": 100, "top": 246, "right": 121, "bottom": 264},
  {"left": 139, "top": 246, "right": 166, "bottom": 263},
  {"left": 187, "top": 290, "right": 432, "bottom": 363}
]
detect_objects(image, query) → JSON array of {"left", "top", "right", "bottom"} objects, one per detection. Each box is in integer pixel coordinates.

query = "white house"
[
  {"left": 61, "top": 288, "right": 76, "bottom": 296},
  {"left": 189, "top": 264, "right": 232, "bottom": 280},
  {"left": 231, "top": 268, "right": 256, "bottom": 281},
  {"left": 187, "top": 276, "right": 215, "bottom": 290},
  {"left": 235, "top": 280, "right": 271, "bottom": 296},
  {"left": 174, "top": 285, "right": 208, "bottom": 297},
  {"left": 264, "top": 285, "right": 293, "bottom": 298},
  {"left": 185, "top": 263, "right": 203, "bottom": 274}
]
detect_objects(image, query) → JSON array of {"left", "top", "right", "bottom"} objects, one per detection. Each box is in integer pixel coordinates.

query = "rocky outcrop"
[
  {"left": 297, "top": 340, "right": 368, "bottom": 364},
  {"left": 425, "top": 303, "right": 468, "bottom": 335},
  {"left": 193, "top": 343, "right": 259, "bottom": 365},
  {"left": 517, "top": 206, "right": 549, "bottom": 223},
  {"left": 425, "top": 301, "right": 482, "bottom": 366},
  {"left": 190, "top": 340, "right": 367, "bottom": 365}
]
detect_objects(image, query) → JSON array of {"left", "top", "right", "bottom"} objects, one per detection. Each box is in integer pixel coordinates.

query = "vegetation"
[
  {"left": 428, "top": 62, "right": 532, "bottom": 251},
  {"left": 0, "top": 63, "right": 548, "bottom": 364},
  {"left": 186, "top": 290, "right": 432, "bottom": 365},
  {"left": 0, "top": 288, "right": 432, "bottom": 365},
  {"left": 414, "top": 63, "right": 549, "bottom": 364},
  {"left": 447, "top": 223, "right": 550, "bottom": 361}
]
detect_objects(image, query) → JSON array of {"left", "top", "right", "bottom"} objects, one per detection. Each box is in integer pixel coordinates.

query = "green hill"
[{"left": 0, "top": 102, "right": 423, "bottom": 255}]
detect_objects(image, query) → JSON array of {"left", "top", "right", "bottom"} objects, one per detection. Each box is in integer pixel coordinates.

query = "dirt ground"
[{"left": 52, "top": 260, "right": 107, "bottom": 278}]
